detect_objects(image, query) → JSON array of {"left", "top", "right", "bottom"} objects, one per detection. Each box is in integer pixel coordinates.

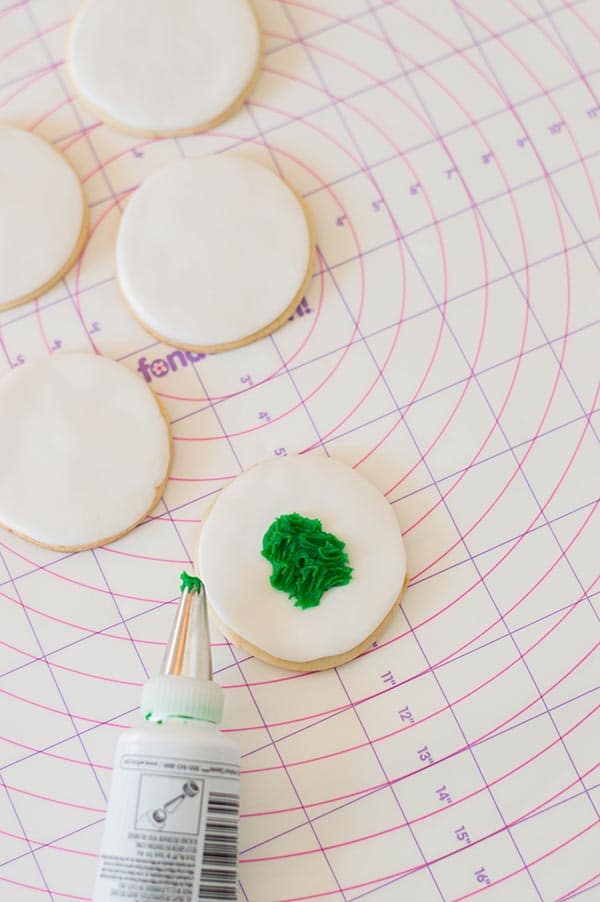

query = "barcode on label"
[{"left": 198, "top": 791, "right": 240, "bottom": 901}]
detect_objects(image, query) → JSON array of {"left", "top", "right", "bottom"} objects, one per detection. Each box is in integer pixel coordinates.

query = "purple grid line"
[
  {"left": 0, "top": 416, "right": 596, "bottom": 706},
  {"left": 2, "top": 757, "right": 598, "bottom": 886},
  {"left": 0, "top": 770, "right": 55, "bottom": 899},
  {"left": 90, "top": 549, "right": 150, "bottom": 681},
  {"left": 41, "top": 63, "right": 597, "bottom": 218},
  {"left": 0, "top": 659, "right": 597, "bottom": 893},
  {"left": 243, "top": 97, "right": 332, "bottom": 457},
  {"left": 445, "top": 0, "right": 600, "bottom": 815},
  {"left": 258, "top": 7, "right": 446, "bottom": 893},
  {"left": 238, "top": 758, "right": 600, "bottom": 881},
  {"left": 448, "top": 2, "right": 600, "bottom": 439},
  {"left": 0, "top": 1, "right": 585, "bottom": 126},
  {"left": 261, "top": 0, "right": 576, "bottom": 63},
  {"left": 2, "top": 646, "right": 596, "bottom": 842},
  {"left": 537, "top": 0, "right": 600, "bottom": 106},
  {"left": 164, "top": 305, "right": 599, "bottom": 444},
  {"left": 2, "top": 756, "right": 597, "bottom": 890},
  {"left": 0, "top": 131, "right": 597, "bottom": 347},
  {"left": 23, "top": 4, "right": 125, "bottom": 220},
  {"left": 563, "top": 879, "right": 600, "bottom": 900},
  {"left": 287, "top": 0, "right": 597, "bottom": 894},
  {"left": 274, "top": 2, "right": 542, "bottom": 897},
  {"left": 280, "top": 7, "right": 467, "bottom": 898},
  {"left": 212, "top": 82, "right": 351, "bottom": 902},
  {"left": 371, "top": 0, "right": 600, "bottom": 857},
  {"left": 0, "top": 387, "right": 595, "bottom": 622},
  {"left": 0, "top": 0, "right": 596, "bottom": 896},
  {"left": 235, "top": 600, "right": 599, "bottom": 776},
  {"left": 0, "top": 552, "right": 111, "bottom": 805},
  {"left": 0, "top": 497, "right": 595, "bottom": 713}
]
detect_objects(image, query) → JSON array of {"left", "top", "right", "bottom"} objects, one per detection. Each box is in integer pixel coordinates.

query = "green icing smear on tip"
[
  {"left": 180, "top": 571, "right": 203, "bottom": 594},
  {"left": 261, "top": 513, "right": 352, "bottom": 610}
]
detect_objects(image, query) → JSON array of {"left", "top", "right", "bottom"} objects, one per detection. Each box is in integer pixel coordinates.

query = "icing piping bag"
[{"left": 93, "top": 572, "right": 240, "bottom": 902}]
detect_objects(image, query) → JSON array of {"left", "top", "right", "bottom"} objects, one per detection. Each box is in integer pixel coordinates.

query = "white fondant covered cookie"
[
  {"left": 68, "top": 0, "right": 261, "bottom": 136},
  {"left": 116, "top": 155, "right": 314, "bottom": 352},
  {"left": 0, "top": 125, "right": 87, "bottom": 311},
  {"left": 0, "top": 353, "right": 171, "bottom": 551},
  {"left": 196, "top": 455, "right": 407, "bottom": 671}
]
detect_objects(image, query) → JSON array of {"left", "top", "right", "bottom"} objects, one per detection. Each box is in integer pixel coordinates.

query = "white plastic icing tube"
[{"left": 93, "top": 574, "right": 240, "bottom": 902}]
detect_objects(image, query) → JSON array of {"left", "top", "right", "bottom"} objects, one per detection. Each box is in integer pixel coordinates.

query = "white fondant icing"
[
  {"left": 0, "top": 125, "right": 85, "bottom": 310},
  {"left": 116, "top": 155, "right": 312, "bottom": 349},
  {"left": 0, "top": 353, "right": 171, "bottom": 550},
  {"left": 196, "top": 455, "right": 407, "bottom": 663},
  {"left": 68, "top": 0, "right": 261, "bottom": 134}
]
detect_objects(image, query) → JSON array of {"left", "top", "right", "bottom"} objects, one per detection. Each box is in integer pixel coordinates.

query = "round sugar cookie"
[
  {"left": 68, "top": 0, "right": 262, "bottom": 136},
  {"left": 0, "top": 125, "right": 87, "bottom": 312},
  {"left": 116, "top": 155, "right": 314, "bottom": 352},
  {"left": 196, "top": 455, "right": 408, "bottom": 671},
  {"left": 0, "top": 353, "right": 172, "bottom": 551}
]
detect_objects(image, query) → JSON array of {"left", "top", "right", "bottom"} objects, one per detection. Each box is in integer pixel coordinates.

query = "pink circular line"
[
  {"left": 373, "top": 2, "right": 575, "bottom": 529},
  {"left": 563, "top": 0, "right": 600, "bottom": 43},
  {"left": 15, "top": 26, "right": 482, "bottom": 474},
  {"left": 219, "top": 500, "right": 599, "bottom": 724},
  {"left": 4, "top": 3, "right": 580, "bottom": 600},
  {"left": 454, "top": 1, "right": 599, "bottom": 219},
  {"left": 0, "top": 17, "right": 66, "bottom": 64},
  {"left": 59, "top": 121, "right": 102, "bottom": 152},
  {"left": 240, "top": 604, "right": 598, "bottom": 772},
  {"left": 2, "top": 572, "right": 596, "bottom": 821},
  {"left": 0, "top": 583, "right": 170, "bottom": 645},
  {"left": 451, "top": 827, "right": 600, "bottom": 901},
  {"left": 0, "top": 494, "right": 595, "bottom": 729},
  {"left": 0, "top": 537, "right": 176, "bottom": 603},
  {"left": 0, "top": 8, "right": 596, "bottom": 896},
  {"left": 271, "top": 2, "right": 594, "bottom": 689},
  {"left": 70, "top": 139, "right": 371, "bottom": 427},
  {"left": 0, "top": 61, "right": 62, "bottom": 112},
  {"left": 282, "top": 0, "right": 589, "bottom": 632},
  {"left": 68, "top": 141, "right": 329, "bottom": 396},
  {"left": 0, "top": 874, "right": 89, "bottom": 901},
  {"left": 0, "top": 728, "right": 112, "bottom": 770},
  {"left": 2, "top": 782, "right": 104, "bottom": 815},
  {"left": 556, "top": 869, "right": 600, "bottom": 902},
  {"left": 1, "top": 708, "right": 597, "bottom": 868},
  {"left": 44, "top": 26, "right": 510, "bottom": 608},
  {"left": 1, "top": 623, "right": 595, "bottom": 806},
  {"left": 0, "top": 0, "right": 29, "bottom": 19},
  {"left": 100, "top": 545, "right": 189, "bottom": 564},
  {"left": 279, "top": 816, "right": 598, "bottom": 901},
  {"left": 2, "top": 510, "right": 594, "bottom": 733},
  {"left": 241, "top": 737, "right": 599, "bottom": 862},
  {"left": 29, "top": 93, "right": 74, "bottom": 134},
  {"left": 0, "top": 639, "right": 143, "bottom": 686},
  {"left": 58, "top": 29, "right": 468, "bottom": 448},
  {"left": 0, "top": 825, "right": 98, "bottom": 858}
]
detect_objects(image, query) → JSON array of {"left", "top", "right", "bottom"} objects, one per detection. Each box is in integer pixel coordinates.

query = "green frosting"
[
  {"left": 180, "top": 571, "right": 203, "bottom": 594},
  {"left": 261, "top": 513, "right": 352, "bottom": 609}
]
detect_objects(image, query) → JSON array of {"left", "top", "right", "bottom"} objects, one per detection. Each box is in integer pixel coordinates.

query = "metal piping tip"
[{"left": 161, "top": 574, "right": 212, "bottom": 682}]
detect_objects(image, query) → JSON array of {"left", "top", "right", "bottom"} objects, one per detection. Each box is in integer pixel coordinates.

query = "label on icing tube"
[{"left": 94, "top": 754, "right": 240, "bottom": 901}]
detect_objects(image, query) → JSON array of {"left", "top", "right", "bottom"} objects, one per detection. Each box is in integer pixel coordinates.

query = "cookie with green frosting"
[{"left": 196, "top": 455, "right": 407, "bottom": 672}]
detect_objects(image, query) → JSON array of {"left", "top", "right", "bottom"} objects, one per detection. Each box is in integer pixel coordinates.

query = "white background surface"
[{"left": 0, "top": 1, "right": 598, "bottom": 900}]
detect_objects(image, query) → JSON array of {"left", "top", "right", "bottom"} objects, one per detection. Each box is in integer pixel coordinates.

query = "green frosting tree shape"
[{"left": 261, "top": 512, "right": 353, "bottom": 609}]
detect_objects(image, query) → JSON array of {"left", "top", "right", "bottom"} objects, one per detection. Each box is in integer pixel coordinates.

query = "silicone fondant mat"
[{"left": 0, "top": 1, "right": 598, "bottom": 899}]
